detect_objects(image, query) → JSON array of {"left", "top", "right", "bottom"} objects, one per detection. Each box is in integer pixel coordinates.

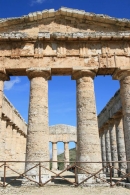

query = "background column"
[
  {"left": 109, "top": 119, "right": 118, "bottom": 177},
  {"left": 100, "top": 128, "right": 106, "bottom": 169},
  {"left": 64, "top": 142, "right": 69, "bottom": 169},
  {"left": 115, "top": 114, "right": 127, "bottom": 174},
  {"left": 25, "top": 68, "right": 51, "bottom": 177},
  {"left": 52, "top": 142, "right": 57, "bottom": 170},
  {"left": 104, "top": 124, "right": 111, "bottom": 173}
]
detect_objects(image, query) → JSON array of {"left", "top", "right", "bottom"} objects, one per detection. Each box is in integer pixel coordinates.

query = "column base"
[
  {"left": 22, "top": 174, "right": 51, "bottom": 186},
  {"left": 76, "top": 173, "right": 106, "bottom": 184}
]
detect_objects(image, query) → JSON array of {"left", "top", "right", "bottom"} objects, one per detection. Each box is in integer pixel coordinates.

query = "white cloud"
[
  {"left": 4, "top": 77, "right": 20, "bottom": 90},
  {"left": 31, "top": 0, "right": 46, "bottom": 6}
]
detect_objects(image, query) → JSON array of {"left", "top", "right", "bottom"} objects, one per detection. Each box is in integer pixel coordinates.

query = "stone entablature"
[
  {"left": 2, "top": 95, "right": 27, "bottom": 136},
  {"left": 49, "top": 124, "right": 77, "bottom": 142},
  {"left": 98, "top": 90, "right": 121, "bottom": 129}
]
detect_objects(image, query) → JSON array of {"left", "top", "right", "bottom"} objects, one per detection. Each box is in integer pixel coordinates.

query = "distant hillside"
[{"left": 57, "top": 147, "right": 76, "bottom": 170}]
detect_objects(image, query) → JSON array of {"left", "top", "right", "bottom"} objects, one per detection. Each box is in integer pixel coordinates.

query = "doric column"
[
  {"left": 64, "top": 142, "right": 69, "bottom": 169},
  {"left": 52, "top": 142, "right": 57, "bottom": 170},
  {"left": 5, "top": 121, "right": 14, "bottom": 160},
  {"left": 25, "top": 68, "right": 51, "bottom": 177},
  {"left": 100, "top": 128, "right": 106, "bottom": 168},
  {"left": 114, "top": 114, "right": 127, "bottom": 174},
  {"left": 104, "top": 124, "right": 111, "bottom": 166},
  {"left": 0, "top": 70, "right": 9, "bottom": 158},
  {"left": 109, "top": 119, "right": 118, "bottom": 177},
  {"left": 113, "top": 69, "right": 130, "bottom": 181},
  {"left": 72, "top": 69, "right": 102, "bottom": 175}
]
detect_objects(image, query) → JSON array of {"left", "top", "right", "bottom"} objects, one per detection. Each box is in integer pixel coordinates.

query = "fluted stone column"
[
  {"left": 72, "top": 70, "right": 102, "bottom": 178},
  {"left": 113, "top": 70, "right": 130, "bottom": 181},
  {"left": 0, "top": 70, "right": 9, "bottom": 160},
  {"left": 109, "top": 119, "right": 118, "bottom": 177},
  {"left": 64, "top": 142, "right": 69, "bottom": 169},
  {"left": 25, "top": 68, "right": 51, "bottom": 177},
  {"left": 100, "top": 128, "right": 106, "bottom": 168},
  {"left": 104, "top": 124, "right": 111, "bottom": 170},
  {"left": 52, "top": 142, "right": 57, "bottom": 170},
  {"left": 115, "top": 115, "right": 127, "bottom": 175},
  {"left": 5, "top": 122, "right": 13, "bottom": 160}
]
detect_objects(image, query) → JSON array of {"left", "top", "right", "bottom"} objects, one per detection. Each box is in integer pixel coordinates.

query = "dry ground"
[{"left": 0, "top": 186, "right": 130, "bottom": 195}]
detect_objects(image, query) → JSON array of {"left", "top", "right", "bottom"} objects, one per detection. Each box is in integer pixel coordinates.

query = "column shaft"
[
  {"left": 120, "top": 75, "right": 130, "bottom": 180},
  {"left": 109, "top": 121, "right": 118, "bottom": 176},
  {"left": 64, "top": 142, "right": 69, "bottom": 169},
  {"left": 26, "top": 70, "right": 50, "bottom": 176},
  {"left": 100, "top": 130, "right": 106, "bottom": 167},
  {"left": 52, "top": 142, "right": 57, "bottom": 170},
  {"left": 115, "top": 116, "right": 127, "bottom": 173},
  {"left": 104, "top": 126, "right": 111, "bottom": 163},
  {"left": 76, "top": 75, "right": 101, "bottom": 173}
]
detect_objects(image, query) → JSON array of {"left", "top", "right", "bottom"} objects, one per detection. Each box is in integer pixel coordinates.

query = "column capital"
[
  {"left": 0, "top": 69, "right": 10, "bottom": 81},
  {"left": 26, "top": 67, "right": 51, "bottom": 80},
  {"left": 113, "top": 68, "right": 130, "bottom": 81},
  {"left": 71, "top": 68, "right": 97, "bottom": 80}
]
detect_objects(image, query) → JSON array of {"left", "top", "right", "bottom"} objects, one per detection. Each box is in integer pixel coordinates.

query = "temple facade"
[{"left": 0, "top": 7, "right": 130, "bottom": 183}]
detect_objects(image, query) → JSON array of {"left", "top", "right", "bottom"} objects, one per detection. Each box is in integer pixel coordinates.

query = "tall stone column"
[
  {"left": 64, "top": 142, "right": 69, "bottom": 169},
  {"left": 25, "top": 68, "right": 51, "bottom": 177},
  {"left": 113, "top": 70, "right": 130, "bottom": 181},
  {"left": 115, "top": 115, "right": 127, "bottom": 174},
  {"left": 72, "top": 70, "right": 102, "bottom": 177},
  {"left": 109, "top": 119, "right": 118, "bottom": 177},
  {"left": 52, "top": 142, "right": 57, "bottom": 170},
  {"left": 100, "top": 128, "right": 106, "bottom": 168},
  {"left": 0, "top": 70, "right": 9, "bottom": 159},
  {"left": 104, "top": 124, "right": 111, "bottom": 169}
]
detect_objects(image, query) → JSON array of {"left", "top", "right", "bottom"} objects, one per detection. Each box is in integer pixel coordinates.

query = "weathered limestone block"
[
  {"left": 72, "top": 70, "right": 102, "bottom": 177},
  {"left": 25, "top": 68, "right": 51, "bottom": 177},
  {"left": 52, "top": 142, "right": 57, "bottom": 170},
  {"left": 109, "top": 120, "right": 118, "bottom": 177},
  {"left": 115, "top": 115, "right": 127, "bottom": 174},
  {"left": 64, "top": 142, "right": 69, "bottom": 169}
]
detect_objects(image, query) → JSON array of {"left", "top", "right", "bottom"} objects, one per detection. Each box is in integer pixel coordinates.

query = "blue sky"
[{"left": 1, "top": 0, "right": 128, "bottom": 153}]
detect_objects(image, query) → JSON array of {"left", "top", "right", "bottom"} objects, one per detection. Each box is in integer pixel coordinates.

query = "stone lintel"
[
  {"left": 0, "top": 69, "right": 10, "bottom": 81},
  {"left": 26, "top": 67, "right": 51, "bottom": 80},
  {"left": 113, "top": 112, "right": 122, "bottom": 119},
  {"left": 71, "top": 67, "right": 97, "bottom": 80},
  {"left": 113, "top": 68, "right": 130, "bottom": 80},
  {"left": 108, "top": 118, "right": 115, "bottom": 125}
]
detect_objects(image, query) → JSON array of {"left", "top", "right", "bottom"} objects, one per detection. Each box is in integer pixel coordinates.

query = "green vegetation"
[{"left": 57, "top": 147, "right": 76, "bottom": 170}]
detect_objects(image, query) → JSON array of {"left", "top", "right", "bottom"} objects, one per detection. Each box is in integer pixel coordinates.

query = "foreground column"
[
  {"left": 115, "top": 115, "right": 127, "bottom": 175},
  {"left": 52, "top": 142, "right": 57, "bottom": 170},
  {"left": 64, "top": 142, "right": 69, "bottom": 169},
  {"left": 0, "top": 70, "right": 9, "bottom": 159},
  {"left": 25, "top": 68, "right": 51, "bottom": 178},
  {"left": 109, "top": 120, "right": 118, "bottom": 177},
  {"left": 113, "top": 70, "right": 130, "bottom": 181},
  {"left": 72, "top": 70, "right": 102, "bottom": 183}
]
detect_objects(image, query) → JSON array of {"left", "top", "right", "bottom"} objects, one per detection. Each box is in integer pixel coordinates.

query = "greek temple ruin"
[{"left": 0, "top": 7, "right": 130, "bottom": 183}]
